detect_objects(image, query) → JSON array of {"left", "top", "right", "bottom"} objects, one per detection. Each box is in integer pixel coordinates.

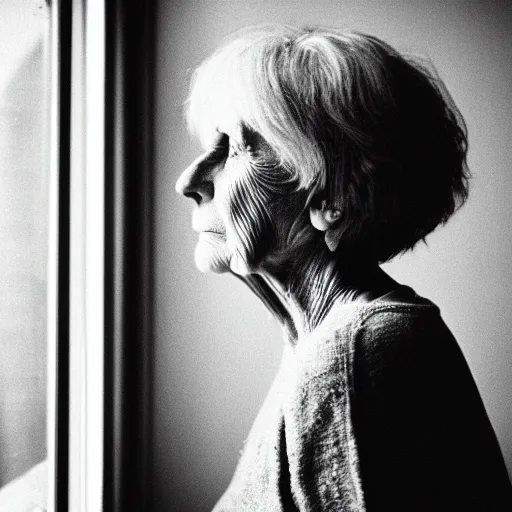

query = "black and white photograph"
[{"left": 0, "top": 1, "right": 511, "bottom": 511}]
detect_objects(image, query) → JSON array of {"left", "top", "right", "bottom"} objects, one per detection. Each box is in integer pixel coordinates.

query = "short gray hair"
[{"left": 186, "top": 24, "right": 469, "bottom": 262}]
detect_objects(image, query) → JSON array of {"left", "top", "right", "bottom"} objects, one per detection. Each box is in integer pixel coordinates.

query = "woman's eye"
[
  {"left": 228, "top": 143, "right": 239, "bottom": 158},
  {"left": 212, "top": 131, "right": 255, "bottom": 161},
  {"left": 229, "top": 141, "right": 253, "bottom": 160}
]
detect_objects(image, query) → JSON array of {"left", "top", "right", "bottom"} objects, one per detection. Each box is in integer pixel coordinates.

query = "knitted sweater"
[{"left": 213, "top": 286, "right": 512, "bottom": 511}]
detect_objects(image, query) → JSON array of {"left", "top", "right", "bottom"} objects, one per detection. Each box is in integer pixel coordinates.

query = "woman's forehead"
[
  {"left": 188, "top": 58, "right": 262, "bottom": 148},
  {"left": 192, "top": 100, "right": 244, "bottom": 148}
]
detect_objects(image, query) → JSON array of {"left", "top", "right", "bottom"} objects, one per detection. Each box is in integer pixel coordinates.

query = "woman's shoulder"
[
  {"left": 346, "top": 285, "right": 463, "bottom": 380},
  {"left": 349, "top": 290, "right": 512, "bottom": 511},
  {"left": 357, "top": 283, "right": 441, "bottom": 323},
  {"left": 307, "top": 284, "right": 445, "bottom": 348},
  {"left": 351, "top": 285, "right": 456, "bottom": 360},
  {"left": 294, "top": 285, "right": 448, "bottom": 377}
]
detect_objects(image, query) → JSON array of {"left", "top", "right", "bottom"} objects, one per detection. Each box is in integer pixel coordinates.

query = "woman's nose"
[{"left": 175, "top": 153, "right": 214, "bottom": 204}]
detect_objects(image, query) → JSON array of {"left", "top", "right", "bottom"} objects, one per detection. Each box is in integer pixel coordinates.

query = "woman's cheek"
[{"left": 223, "top": 156, "right": 281, "bottom": 272}]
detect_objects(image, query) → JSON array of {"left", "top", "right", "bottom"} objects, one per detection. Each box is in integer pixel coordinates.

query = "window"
[
  {"left": 0, "top": 1, "right": 153, "bottom": 510},
  {"left": 0, "top": 1, "right": 50, "bottom": 507}
]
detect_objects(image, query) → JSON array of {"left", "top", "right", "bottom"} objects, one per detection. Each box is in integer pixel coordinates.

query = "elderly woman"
[{"left": 176, "top": 25, "right": 512, "bottom": 511}]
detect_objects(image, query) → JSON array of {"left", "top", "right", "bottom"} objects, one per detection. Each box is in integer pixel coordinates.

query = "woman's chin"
[
  {"left": 228, "top": 255, "right": 252, "bottom": 276},
  {"left": 193, "top": 236, "right": 252, "bottom": 275},
  {"left": 194, "top": 238, "right": 231, "bottom": 274}
]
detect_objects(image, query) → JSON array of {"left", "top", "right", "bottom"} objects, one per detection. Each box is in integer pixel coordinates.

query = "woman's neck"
[{"left": 237, "top": 245, "right": 396, "bottom": 341}]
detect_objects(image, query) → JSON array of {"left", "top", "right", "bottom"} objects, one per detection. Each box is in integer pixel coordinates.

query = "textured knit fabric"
[{"left": 212, "top": 287, "right": 512, "bottom": 511}]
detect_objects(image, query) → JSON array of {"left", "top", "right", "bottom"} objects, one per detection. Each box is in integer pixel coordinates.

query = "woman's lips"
[
  {"left": 197, "top": 229, "right": 226, "bottom": 239},
  {"left": 192, "top": 217, "right": 226, "bottom": 236},
  {"left": 199, "top": 229, "right": 224, "bottom": 235}
]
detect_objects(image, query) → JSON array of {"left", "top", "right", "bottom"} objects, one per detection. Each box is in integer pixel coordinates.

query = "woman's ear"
[
  {"left": 309, "top": 200, "right": 343, "bottom": 251},
  {"left": 309, "top": 200, "right": 342, "bottom": 231}
]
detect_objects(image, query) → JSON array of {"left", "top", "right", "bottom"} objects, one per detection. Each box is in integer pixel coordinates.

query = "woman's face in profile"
[{"left": 176, "top": 120, "right": 303, "bottom": 276}]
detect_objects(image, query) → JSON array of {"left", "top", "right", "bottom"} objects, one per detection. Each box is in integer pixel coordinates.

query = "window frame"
[
  {"left": 103, "top": 0, "right": 154, "bottom": 510},
  {"left": 49, "top": 1, "right": 154, "bottom": 510},
  {"left": 48, "top": 1, "right": 72, "bottom": 510}
]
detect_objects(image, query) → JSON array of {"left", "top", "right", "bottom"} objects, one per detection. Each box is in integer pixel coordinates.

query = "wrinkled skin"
[
  {"left": 176, "top": 121, "right": 303, "bottom": 276},
  {"left": 176, "top": 121, "right": 396, "bottom": 338}
]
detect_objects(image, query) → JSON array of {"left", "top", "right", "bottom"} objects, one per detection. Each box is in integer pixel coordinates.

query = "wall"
[{"left": 154, "top": 1, "right": 512, "bottom": 510}]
